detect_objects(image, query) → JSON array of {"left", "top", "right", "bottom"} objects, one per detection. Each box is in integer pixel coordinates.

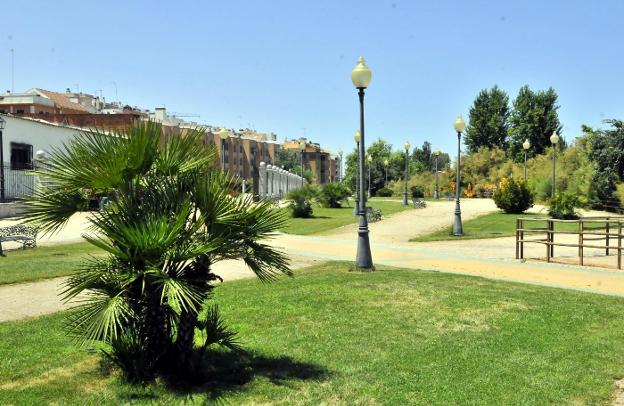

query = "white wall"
[{"left": 0, "top": 115, "right": 81, "bottom": 198}]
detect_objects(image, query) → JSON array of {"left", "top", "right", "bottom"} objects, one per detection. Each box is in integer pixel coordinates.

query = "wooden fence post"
[
  {"left": 606, "top": 221, "right": 611, "bottom": 256},
  {"left": 579, "top": 220, "right": 584, "bottom": 266}
]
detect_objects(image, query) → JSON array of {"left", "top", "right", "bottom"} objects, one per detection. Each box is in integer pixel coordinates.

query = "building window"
[{"left": 10, "top": 143, "right": 33, "bottom": 170}]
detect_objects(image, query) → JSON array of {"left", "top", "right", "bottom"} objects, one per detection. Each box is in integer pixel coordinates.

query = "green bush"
[
  {"left": 548, "top": 192, "right": 580, "bottom": 219},
  {"left": 410, "top": 185, "right": 425, "bottom": 199},
  {"left": 287, "top": 185, "right": 317, "bottom": 218},
  {"left": 493, "top": 178, "right": 534, "bottom": 214},
  {"left": 318, "top": 182, "right": 350, "bottom": 208},
  {"left": 376, "top": 187, "right": 393, "bottom": 197}
]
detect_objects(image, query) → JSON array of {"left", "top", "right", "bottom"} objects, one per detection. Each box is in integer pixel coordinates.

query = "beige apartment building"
[{"left": 282, "top": 138, "right": 339, "bottom": 185}]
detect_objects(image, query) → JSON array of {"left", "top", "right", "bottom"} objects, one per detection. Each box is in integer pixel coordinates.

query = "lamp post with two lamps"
[
  {"left": 351, "top": 56, "right": 374, "bottom": 270},
  {"left": 453, "top": 116, "right": 466, "bottom": 236}
]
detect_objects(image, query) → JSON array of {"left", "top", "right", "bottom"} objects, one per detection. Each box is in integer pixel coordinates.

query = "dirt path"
[{"left": 3, "top": 200, "right": 624, "bottom": 323}]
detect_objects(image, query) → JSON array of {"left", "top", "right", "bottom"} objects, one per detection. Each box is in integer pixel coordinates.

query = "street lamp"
[
  {"left": 453, "top": 115, "right": 466, "bottom": 236},
  {"left": 383, "top": 158, "right": 389, "bottom": 187},
  {"left": 434, "top": 149, "right": 440, "bottom": 199},
  {"left": 403, "top": 141, "right": 410, "bottom": 206},
  {"left": 367, "top": 154, "right": 372, "bottom": 198},
  {"left": 351, "top": 56, "right": 373, "bottom": 270},
  {"left": 550, "top": 131, "right": 559, "bottom": 198},
  {"left": 0, "top": 116, "right": 5, "bottom": 202},
  {"left": 337, "top": 149, "right": 344, "bottom": 181},
  {"left": 522, "top": 139, "right": 531, "bottom": 181},
  {"left": 218, "top": 127, "right": 230, "bottom": 172},
  {"left": 353, "top": 130, "right": 361, "bottom": 216},
  {"left": 299, "top": 140, "right": 306, "bottom": 188}
]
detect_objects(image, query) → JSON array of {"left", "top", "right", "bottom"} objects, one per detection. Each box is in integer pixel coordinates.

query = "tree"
[
  {"left": 508, "top": 85, "right": 563, "bottom": 161},
  {"left": 465, "top": 85, "right": 510, "bottom": 152},
  {"left": 24, "top": 122, "right": 291, "bottom": 382},
  {"left": 585, "top": 120, "right": 624, "bottom": 209}
]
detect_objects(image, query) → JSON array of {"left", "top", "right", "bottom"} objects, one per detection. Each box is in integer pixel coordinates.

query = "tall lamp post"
[
  {"left": 522, "top": 139, "right": 531, "bottom": 181},
  {"left": 353, "top": 130, "right": 361, "bottom": 216},
  {"left": 453, "top": 115, "right": 466, "bottom": 236},
  {"left": 366, "top": 154, "right": 372, "bottom": 198},
  {"left": 550, "top": 131, "right": 559, "bottom": 197},
  {"left": 383, "top": 158, "right": 389, "bottom": 187},
  {"left": 351, "top": 56, "right": 373, "bottom": 270},
  {"left": 403, "top": 141, "right": 410, "bottom": 206},
  {"left": 299, "top": 141, "right": 306, "bottom": 188},
  {"left": 0, "top": 117, "right": 5, "bottom": 202},
  {"left": 337, "top": 149, "right": 343, "bottom": 181},
  {"left": 218, "top": 128, "right": 230, "bottom": 172},
  {"left": 434, "top": 149, "right": 440, "bottom": 199}
]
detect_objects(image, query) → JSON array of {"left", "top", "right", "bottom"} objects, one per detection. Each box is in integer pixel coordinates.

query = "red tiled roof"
[{"left": 35, "top": 88, "right": 90, "bottom": 112}]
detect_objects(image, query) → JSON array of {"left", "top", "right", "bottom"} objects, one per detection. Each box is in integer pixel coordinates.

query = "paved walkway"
[{"left": 3, "top": 199, "right": 624, "bottom": 323}]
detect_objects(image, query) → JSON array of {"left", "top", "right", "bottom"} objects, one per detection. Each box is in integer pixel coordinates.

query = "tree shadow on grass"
[{"left": 133, "top": 349, "right": 331, "bottom": 403}]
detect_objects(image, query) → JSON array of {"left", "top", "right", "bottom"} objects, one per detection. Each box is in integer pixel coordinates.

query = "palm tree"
[{"left": 24, "top": 122, "right": 291, "bottom": 381}]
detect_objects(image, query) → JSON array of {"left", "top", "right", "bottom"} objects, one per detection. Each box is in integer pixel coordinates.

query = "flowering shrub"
[{"left": 493, "top": 178, "right": 534, "bottom": 214}]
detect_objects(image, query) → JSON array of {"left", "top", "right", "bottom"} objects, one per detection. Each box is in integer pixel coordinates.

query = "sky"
[{"left": 2, "top": 0, "right": 623, "bottom": 156}]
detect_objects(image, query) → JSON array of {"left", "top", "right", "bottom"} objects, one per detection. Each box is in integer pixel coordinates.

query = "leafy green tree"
[
  {"left": 24, "top": 122, "right": 291, "bottom": 382},
  {"left": 508, "top": 85, "right": 563, "bottom": 161},
  {"left": 465, "top": 85, "right": 510, "bottom": 152},
  {"left": 585, "top": 120, "right": 624, "bottom": 209}
]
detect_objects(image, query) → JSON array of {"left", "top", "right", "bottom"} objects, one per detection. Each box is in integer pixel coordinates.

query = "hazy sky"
[{"left": 2, "top": 0, "right": 623, "bottom": 156}]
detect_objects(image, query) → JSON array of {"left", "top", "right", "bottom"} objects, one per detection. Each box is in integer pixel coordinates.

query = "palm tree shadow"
[{"left": 163, "top": 349, "right": 331, "bottom": 402}]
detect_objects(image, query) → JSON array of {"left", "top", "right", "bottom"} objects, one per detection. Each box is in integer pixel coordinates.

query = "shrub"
[
  {"left": 318, "top": 182, "right": 350, "bottom": 208},
  {"left": 376, "top": 187, "right": 393, "bottom": 197},
  {"left": 287, "top": 185, "right": 317, "bottom": 217},
  {"left": 410, "top": 185, "right": 424, "bottom": 199},
  {"left": 548, "top": 192, "right": 580, "bottom": 219},
  {"left": 493, "top": 178, "right": 534, "bottom": 214}
]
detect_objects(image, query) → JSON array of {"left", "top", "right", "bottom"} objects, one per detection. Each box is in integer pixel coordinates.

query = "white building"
[{"left": 0, "top": 114, "right": 81, "bottom": 199}]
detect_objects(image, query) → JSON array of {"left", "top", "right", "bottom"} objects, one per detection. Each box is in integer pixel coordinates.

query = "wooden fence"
[{"left": 515, "top": 217, "right": 624, "bottom": 269}]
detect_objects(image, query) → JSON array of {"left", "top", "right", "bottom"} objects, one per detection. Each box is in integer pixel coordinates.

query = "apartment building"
[{"left": 282, "top": 137, "right": 339, "bottom": 184}]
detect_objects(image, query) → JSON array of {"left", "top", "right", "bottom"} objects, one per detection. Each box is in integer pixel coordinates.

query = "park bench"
[
  {"left": 366, "top": 207, "right": 382, "bottom": 222},
  {"left": 412, "top": 198, "right": 427, "bottom": 209},
  {"left": 0, "top": 225, "right": 38, "bottom": 256}
]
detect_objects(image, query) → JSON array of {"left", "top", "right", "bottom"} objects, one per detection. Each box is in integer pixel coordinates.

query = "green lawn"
[
  {"left": 281, "top": 198, "right": 410, "bottom": 235},
  {"left": 0, "top": 242, "right": 101, "bottom": 285},
  {"left": 412, "top": 211, "right": 580, "bottom": 242},
  {"left": 3, "top": 262, "right": 624, "bottom": 404}
]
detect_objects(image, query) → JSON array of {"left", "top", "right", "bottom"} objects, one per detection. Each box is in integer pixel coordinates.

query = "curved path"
[{"left": 3, "top": 199, "right": 624, "bottom": 322}]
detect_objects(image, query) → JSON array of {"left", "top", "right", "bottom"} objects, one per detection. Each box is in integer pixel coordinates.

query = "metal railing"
[
  {"left": 1, "top": 163, "right": 37, "bottom": 202},
  {"left": 516, "top": 217, "right": 624, "bottom": 269}
]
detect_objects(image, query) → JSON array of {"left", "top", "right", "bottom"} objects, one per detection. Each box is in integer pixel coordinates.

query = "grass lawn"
[
  {"left": 0, "top": 242, "right": 101, "bottom": 285},
  {"left": 281, "top": 198, "right": 410, "bottom": 235},
  {"left": 412, "top": 211, "right": 580, "bottom": 242},
  {"left": 3, "top": 262, "right": 624, "bottom": 404}
]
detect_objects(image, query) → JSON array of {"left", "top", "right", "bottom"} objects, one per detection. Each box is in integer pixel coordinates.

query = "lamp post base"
[
  {"left": 353, "top": 197, "right": 359, "bottom": 216},
  {"left": 356, "top": 214, "right": 374, "bottom": 270},
  {"left": 402, "top": 191, "right": 408, "bottom": 206},
  {"left": 453, "top": 200, "right": 463, "bottom": 236}
]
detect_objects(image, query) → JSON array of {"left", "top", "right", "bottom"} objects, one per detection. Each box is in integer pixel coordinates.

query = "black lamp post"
[
  {"left": 218, "top": 128, "right": 230, "bottom": 172},
  {"left": 434, "top": 149, "right": 440, "bottom": 199},
  {"left": 367, "top": 154, "right": 372, "bottom": 198},
  {"left": 353, "top": 131, "right": 360, "bottom": 216},
  {"left": 351, "top": 56, "right": 373, "bottom": 270},
  {"left": 0, "top": 116, "right": 5, "bottom": 202},
  {"left": 383, "top": 158, "right": 388, "bottom": 187},
  {"left": 299, "top": 141, "right": 306, "bottom": 188},
  {"left": 453, "top": 115, "right": 466, "bottom": 236},
  {"left": 403, "top": 141, "right": 410, "bottom": 206},
  {"left": 550, "top": 131, "right": 559, "bottom": 197},
  {"left": 522, "top": 139, "right": 530, "bottom": 181}
]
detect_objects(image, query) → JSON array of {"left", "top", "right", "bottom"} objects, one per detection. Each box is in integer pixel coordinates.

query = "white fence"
[{"left": 258, "top": 162, "right": 304, "bottom": 199}]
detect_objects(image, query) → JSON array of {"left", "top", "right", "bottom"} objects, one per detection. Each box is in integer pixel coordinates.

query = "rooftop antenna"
[
  {"left": 73, "top": 84, "right": 80, "bottom": 93},
  {"left": 9, "top": 48, "right": 14, "bottom": 93},
  {"left": 112, "top": 81, "right": 118, "bottom": 103}
]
